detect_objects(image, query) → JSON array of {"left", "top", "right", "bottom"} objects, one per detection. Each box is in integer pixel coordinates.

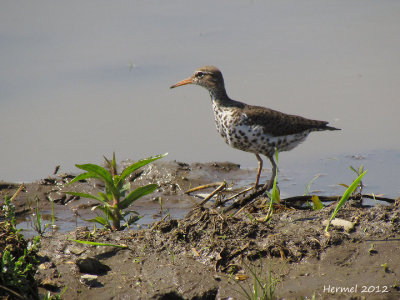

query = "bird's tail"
[{"left": 325, "top": 125, "right": 341, "bottom": 131}]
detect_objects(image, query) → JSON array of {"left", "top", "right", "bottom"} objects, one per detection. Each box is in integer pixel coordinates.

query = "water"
[
  {"left": 1, "top": 1, "right": 399, "bottom": 200},
  {"left": 16, "top": 149, "right": 398, "bottom": 239}
]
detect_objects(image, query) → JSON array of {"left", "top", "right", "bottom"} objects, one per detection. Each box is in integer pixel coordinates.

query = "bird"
[{"left": 170, "top": 66, "right": 340, "bottom": 190}]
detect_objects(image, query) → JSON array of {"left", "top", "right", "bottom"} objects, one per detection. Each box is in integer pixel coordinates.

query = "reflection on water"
[{"left": 1, "top": 1, "right": 399, "bottom": 191}]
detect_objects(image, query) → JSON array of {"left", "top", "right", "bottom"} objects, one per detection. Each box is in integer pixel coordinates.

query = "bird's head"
[{"left": 170, "top": 66, "right": 225, "bottom": 92}]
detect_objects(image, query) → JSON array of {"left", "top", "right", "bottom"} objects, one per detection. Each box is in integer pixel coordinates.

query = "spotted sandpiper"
[{"left": 170, "top": 66, "right": 340, "bottom": 190}]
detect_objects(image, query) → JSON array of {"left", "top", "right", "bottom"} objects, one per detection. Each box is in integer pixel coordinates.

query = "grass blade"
[
  {"left": 304, "top": 174, "right": 320, "bottom": 196},
  {"left": 325, "top": 170, "right": 367, "bottom": 232},
  {"left": 68, "top": 239, "right": 127, "bottom": 248},
  {"left": 311, "top": 195, "right": 323, "bottom": 210}
]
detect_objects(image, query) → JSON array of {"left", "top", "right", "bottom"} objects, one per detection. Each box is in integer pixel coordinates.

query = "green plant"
[
  {"left": 68, "top": 239, "right": 128, "bottom": 248},
  {"left": 158, "top": 197, "right": 163, "bottom": 214},
  {"left": 304, "top": 174, "right": 324, "bottom": 210},
  {"left": 350, "top": 165, "right": 365, "bottom": 194},
  {"left": 339, "top": 165, "right": 365, "bottom": 196},
  {"left": 1, "top": 185, "right": 41, "bottom": 299},
  {"left": 50, "top": 199, "right": 56, "bottom": 227},
  {"left": 167, "top": 247, "right": 175, "bottom": 263},
  {"left": 2, "top": 197, "right": 16, "bottom": 227},
  {"left": 304, "top": 174, "right": 321, "bottom": 196},
  {"left": 43, "top": 287, "right": 68, "bottom": 300},
  {"left": 66, "top": 153, "right": 166, "bottom": 231},
  {"left": 2, "top": 183, "right": 24, "bottom": 227},
  {"left": 381, "top": 263, "right": 389, "bottom": 273},
  {"left": 325, "top": 170, "right": 367, "bottom": 232},
  {"left": 264, "top": 150, "right": 279, "bottom": 222},
  {"left": 310, "top": 195, "right": 323, "bottom": 210},
  {"left": 236, "top": 260, "right": 280, "bottom": 300},
  {"left": 32, "top": 196, "right": 50, "bottom": 236}
]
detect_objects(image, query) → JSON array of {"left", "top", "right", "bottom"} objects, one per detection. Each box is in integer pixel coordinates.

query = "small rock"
[
  {"left": 40, "top": 178, "right": 57, "bottom": 185},
  {"left": 69, "top": 245, "right": 86, "bottom": 256},
  {"left": 47, "top": 191, "right": 66, "bottom": 203},
  {"left": 40, "top": 278, "right": 60, "bottom": 291},
  {"left": 38, "top": 262, "right": 55, "bottom": 270},
  {"left": 323, "top": 218, "right": 356, "bottom": 232},
  {"left": 80, "top": 274, "right": 102, "bottom": 287},
  {"left": 76, "top": 257, "right": 111, "bottom": 275}
]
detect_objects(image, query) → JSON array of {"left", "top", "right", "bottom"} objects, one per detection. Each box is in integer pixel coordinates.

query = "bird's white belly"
[{"left": 212, "top": 103, "right": 310, "bottom": 157}]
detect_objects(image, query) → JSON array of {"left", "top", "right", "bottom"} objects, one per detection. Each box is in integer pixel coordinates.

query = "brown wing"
[{"left": 242, "top": 104, "right": 340, "bottom": 136}]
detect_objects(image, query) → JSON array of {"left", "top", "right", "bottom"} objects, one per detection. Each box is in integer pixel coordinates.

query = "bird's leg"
[
  {"left": 254, "top": 153, "right": 263, "bottom": 189},
  {"left": 265, "top": 156, "right": 277, "bottom": 190},
  {"left": 228, "top": 154, "right": 264, "bottom": 199}
]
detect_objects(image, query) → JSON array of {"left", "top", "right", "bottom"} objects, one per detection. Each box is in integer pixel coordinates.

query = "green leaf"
[
  {"left": 97, "top": 192, "right": 110, "bottom": 204},
  {"left": 119, "top": 153, "right": 167, "bottom": 182},
  {"left": 67, "top": 172, "right": 95, "bottom": 185},
  {"left": 112, "top": 152, "right": 117, "bottom": 175},
  {"left": 126, "top": 215, "right": 142, "bottom": 225},
  {"left": 95, "top": 204, "right": 116, "bottom": 222},
  {"left": 326, "top": 170, "right": 367, "bottom": 232},
  {"left": 122, "top": 182, "right": 131, "bottom": 193},
  {"left": 350, "top": 166, "right": 357, "bottom": 174},
  {"left": 75, "top": 163, "right": 113, "bottom": 185},
  {"left": 358, "top": 165, "right": 364, "bottom": 175},
  {"left": 68, "top": 166, "right": 120, "bottom": 198},
  {"left": 271, "top": 185, "right": 280, "bottom": 204},
  {"left": 304, "top": 174, "right": 320, "bottom": 196},
  {"left": 68, "top": 239, "right": 127, "bottom": 248},
  {"left": 311, "top": 195, "right": 323, "bottom": 210},
  {"left": 86, "top": 216, "right": 110, "bottom": 227},
  {"left": 74, "top": 163, "right": 120, "bottom": 199},
  {"left": 113, "top": 174, "right": 123, "bottom": 189},
  {"left": 64, "top": 191, "right": 106, "bottom": 203},
  {"left": 119, "top": 184, "right": 158, "bottom": 209}
]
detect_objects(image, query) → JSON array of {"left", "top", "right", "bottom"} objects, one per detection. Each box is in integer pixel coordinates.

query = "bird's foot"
[{"left": 262, "top": 181, "right": 274, "bottom": 191}]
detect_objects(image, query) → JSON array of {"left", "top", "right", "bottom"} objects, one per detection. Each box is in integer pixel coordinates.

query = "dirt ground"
[{"left": 1, "top": 161, "right": 400, "bottom": 299}]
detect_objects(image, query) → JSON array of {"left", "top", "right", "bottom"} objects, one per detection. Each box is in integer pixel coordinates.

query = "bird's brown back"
[{"left": 242, "top": 104, "right": 340, "bottom": 137}]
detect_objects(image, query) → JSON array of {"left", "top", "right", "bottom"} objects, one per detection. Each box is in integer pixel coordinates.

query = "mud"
[{"left": 1, "top": 161, "right": 400, "bottom": 299}]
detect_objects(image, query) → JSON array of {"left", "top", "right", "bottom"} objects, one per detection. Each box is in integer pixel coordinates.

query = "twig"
[
  {"left": 199, "top": 182, "right": 226, "bottom": 206},
  {"left": 232, "top": 203, "right": 248, "bottom": 217},
  {"left": 0, "top": 285, "right": 24, "bottom": 299},
  {"left": 282, "top": 195, "right": 340, "bottom": 204},
  {"left": 10, "top": 183, "right": 25, "bottom": 202},
  {"left": 219, "top": 186, "right": 255, "bottom": 206},
  {"left": 224, "top": 184, "right": 269, "bottom": 214},
  {"left": 185, "top": 182, "right": 225, "bottom": 194},
  {"left": 150, "top": 214, "right": 169, "bottom": 231}
]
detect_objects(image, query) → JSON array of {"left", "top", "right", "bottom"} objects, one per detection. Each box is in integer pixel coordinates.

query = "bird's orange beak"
[{"left": 170, "top": 77, "right": 193, "bottom": 89}]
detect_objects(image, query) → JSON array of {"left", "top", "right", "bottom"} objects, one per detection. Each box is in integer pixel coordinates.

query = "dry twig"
[
  {"left": 185, "top": 182, "right": 225, "bottom": 194},
  {"left": 199, "top": 182, "right": 227, "bottom": 206}
]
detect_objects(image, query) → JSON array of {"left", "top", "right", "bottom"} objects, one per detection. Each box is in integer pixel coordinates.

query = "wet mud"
[{"left": 1, "top": 161, "right": 400, "bottom": 299}]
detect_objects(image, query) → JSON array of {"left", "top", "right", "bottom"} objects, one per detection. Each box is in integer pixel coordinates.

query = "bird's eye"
[{"left": 196, "top": 71, "right": 204, "bottom": 78}]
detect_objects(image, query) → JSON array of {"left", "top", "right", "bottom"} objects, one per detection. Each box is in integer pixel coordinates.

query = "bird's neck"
[
  {"left": 209, "top": 88, "right": 244, "bottom": 109},
  {"left": 209, "top": 88, "right": 231, "bottom": 106}
]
